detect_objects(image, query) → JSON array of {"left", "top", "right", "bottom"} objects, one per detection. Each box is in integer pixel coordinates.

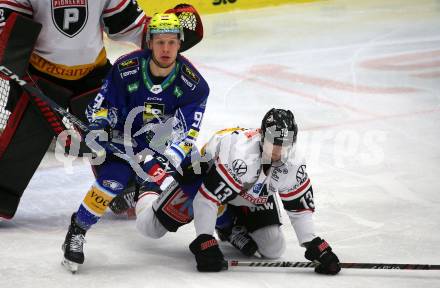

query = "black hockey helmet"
[{"left": 261, "top": 108, "right": 298, "bottom": 146}]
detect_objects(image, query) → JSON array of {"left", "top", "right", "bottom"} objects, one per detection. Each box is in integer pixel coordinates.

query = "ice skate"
[{"left": 61, "top": 213, "right": 86, "bottom": 273}]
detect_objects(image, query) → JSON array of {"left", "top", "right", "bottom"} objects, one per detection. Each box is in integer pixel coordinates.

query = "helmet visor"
[
  {"left": 263, "top": 125, "right": 296, "bottom": 146},
  {"left": 262, "top": 141, "right": 295, "bottom": 164}
]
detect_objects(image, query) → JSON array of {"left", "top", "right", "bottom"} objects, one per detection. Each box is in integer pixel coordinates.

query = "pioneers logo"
[{"left": 52, "top": 0, "right": 88, "bottom": 38}]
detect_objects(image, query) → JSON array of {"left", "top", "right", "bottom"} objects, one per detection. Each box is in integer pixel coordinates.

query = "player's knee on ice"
[
  {"left": 135, "top": 193, "right": 168, "bottom": 239},
  {"left": 251, "top": 225, "right": 286, "bottom": 259}
]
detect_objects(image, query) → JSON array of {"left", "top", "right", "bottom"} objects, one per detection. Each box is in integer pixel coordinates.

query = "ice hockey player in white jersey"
[
  {"left": 131, "top": 108, "right": 340, "bottom": 274},
  {"left": 0, "top": 0, "right": 148, "bottom": 90},
  {"left": 188, "top": 108, "right": 341, "bottom": 274}
]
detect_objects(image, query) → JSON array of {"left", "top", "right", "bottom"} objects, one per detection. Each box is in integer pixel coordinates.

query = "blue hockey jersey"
[{"left": 86, "top": 49, "right": 209, "bottom": 161}]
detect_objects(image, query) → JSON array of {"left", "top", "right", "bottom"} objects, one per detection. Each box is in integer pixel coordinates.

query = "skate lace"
[{"left": 70, "top": 234, "right": 86, "bottom": 252}]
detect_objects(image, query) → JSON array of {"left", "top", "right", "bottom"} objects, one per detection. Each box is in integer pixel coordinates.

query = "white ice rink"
[{"left": 1, "top": 0, "right": 440, "bottom": 287}]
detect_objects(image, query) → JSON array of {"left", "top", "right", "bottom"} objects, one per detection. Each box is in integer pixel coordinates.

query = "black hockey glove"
[
  {"left": 304, "top": 237, "right": 341, "bottom": 275},
  {"left": 109, "top": 183, "right": 139, "bottom": 214},
  {"left": 189, "top": 234, "right": 227, "bottom": 272}
]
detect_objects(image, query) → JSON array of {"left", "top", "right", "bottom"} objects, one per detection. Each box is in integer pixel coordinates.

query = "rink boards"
[{"left": 137, "top": 0, "right": 318, "bottom": 14}]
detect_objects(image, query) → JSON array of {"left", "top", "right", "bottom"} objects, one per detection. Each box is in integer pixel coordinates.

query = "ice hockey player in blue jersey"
[
  {"left": 61, "top": 12, "right": 209, "bottom": 273},
  {"left": 0, "top": 1, "right": 204, "bottom": 220}
]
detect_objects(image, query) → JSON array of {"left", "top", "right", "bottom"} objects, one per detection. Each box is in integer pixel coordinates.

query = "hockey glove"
[
  {"left": 189, "top": 234, "right": 227, "bottom": 272},
  {"left": 163, "top": 143, "right": 185, "bottom": 172},
  {"left": 109, "top": 184, "right": 139, "bottom": 214},
  {"left": 304, "top": 237, "right": 341, "bottom": 275}
]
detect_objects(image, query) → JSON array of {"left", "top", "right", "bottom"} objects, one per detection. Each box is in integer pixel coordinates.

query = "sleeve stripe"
[
  {"left": 170, "top": 144, "right": 186, "bottom": 160},
  {"left": 0, "top": 1, "right": 33, "bottom": 14},
  {"left": 138, "top": 191, "right": 159, "bottom": 201},
  {"left": 198, "top": 185, "right": 221, "bottom": 206},
  {"left": 120, "top": 14, "right": 147, "bottom": 34},
  {"left": 217, "top": 162, "right": 242, "bottom": 191},
  {"left": 103, "top": 0, "right": 130, "bottom": 16},
  {"left": 280, "top": 178, "right": 311, "bottom": 199},
  {"left": 176, "top": 108, "right": 188, "bottom": 133}
]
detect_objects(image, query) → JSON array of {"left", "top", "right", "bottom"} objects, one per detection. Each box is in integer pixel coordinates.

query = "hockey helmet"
[
  {"left": 147, "top": 13, "right": 184, "bottom": 41},
  {"left": 260, "top": 108, "right": 298, "bottom": 163},
  {"left": 261, "top": 108, "right": 298, "bottom": 146}
]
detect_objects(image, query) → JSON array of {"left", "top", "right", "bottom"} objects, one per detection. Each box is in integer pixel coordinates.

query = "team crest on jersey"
[
  {"left": 143, "top": 103, "right": 165, "bottom": 122},
  {"left": 51, "top": 0, "right": 88, "bottom": 38},
  {"left": 162, "top": 189, "right": 193, "bottom": 223}
]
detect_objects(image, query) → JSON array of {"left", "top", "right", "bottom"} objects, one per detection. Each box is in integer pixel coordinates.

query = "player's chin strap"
[{"left": 228, "top": 260, "right": 440, "bottom": 270}]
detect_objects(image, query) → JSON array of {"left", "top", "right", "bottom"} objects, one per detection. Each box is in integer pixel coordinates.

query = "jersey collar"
[{"left": 141, "top": 58, "right": 180, "bottom": 94}]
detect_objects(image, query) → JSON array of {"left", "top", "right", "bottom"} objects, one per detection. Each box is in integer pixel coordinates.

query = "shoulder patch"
[
  {"left": 118, "top": 58, "right": 139, "bottom": 71},
  {"left": 181, "top": 64, "right": 199, "bottom": 84},
  {"left": 173, "top": 86, "right": 183, "bottom": 98},
  {"left": 127, "top": 82, "right": 140, "bottom": 93}
]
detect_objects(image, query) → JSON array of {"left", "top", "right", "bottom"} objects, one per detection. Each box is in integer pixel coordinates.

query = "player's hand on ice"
[
  {"left": 304, "top": 237, "right": 341, "bottom": 275},
  {"left": 189, "top": 234, "right": 227, "bottom": 272}
]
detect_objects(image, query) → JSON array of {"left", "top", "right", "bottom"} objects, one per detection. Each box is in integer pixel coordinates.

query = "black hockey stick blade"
[{"left": 228, "top": 260, "right": 440, "bottom": 270}]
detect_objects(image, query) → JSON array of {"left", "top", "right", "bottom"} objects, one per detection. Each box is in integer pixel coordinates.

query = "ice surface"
[{"left": 1, "top": 0, "right": 440, "bottom": 287}]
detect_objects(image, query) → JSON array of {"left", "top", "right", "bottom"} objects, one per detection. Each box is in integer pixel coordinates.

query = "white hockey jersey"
[
  {"left": 194, "top": 127, "right": 317, "bottom": 245},
  {"left": 0, "top": 0, "right": 148, "bottom": 80}
]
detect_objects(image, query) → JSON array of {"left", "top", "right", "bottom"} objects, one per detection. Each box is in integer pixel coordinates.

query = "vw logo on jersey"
[
  {"left": 52, "top": 0, "right": 88, "bottom": 38},
  {"left": 296, "top": 164, "right": 307, "bottom": 183},
  {"left": 232, "top": 159, "right": 247, "bottom": 177}
]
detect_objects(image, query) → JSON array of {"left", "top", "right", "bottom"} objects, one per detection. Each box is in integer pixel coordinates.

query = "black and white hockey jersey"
[
  {"left": 193, "top": 127, "right": 317, "bottom": 245},
  {"left": 0, "top": 0, "right": 148, "bottom": 80}
]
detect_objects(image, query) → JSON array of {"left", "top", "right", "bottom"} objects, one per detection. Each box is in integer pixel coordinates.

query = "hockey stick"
[
  {"left": 0, "top": 65, "right": 145, "bottom": 171},
  {"left": 228, "top": 260, "right": 440, "bottom": 270}
]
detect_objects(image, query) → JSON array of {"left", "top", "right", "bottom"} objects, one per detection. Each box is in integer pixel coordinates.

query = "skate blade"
[{"left": 61, "top": 258, "right": 80, "bottom": 274}]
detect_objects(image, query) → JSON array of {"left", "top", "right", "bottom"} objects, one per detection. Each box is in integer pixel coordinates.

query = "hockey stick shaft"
[
  {"left": 228, "top": 260, "right": 440, "bottom": 270},
  {"left": 0, "top": 65, "right": 133, "bottom": 162}
]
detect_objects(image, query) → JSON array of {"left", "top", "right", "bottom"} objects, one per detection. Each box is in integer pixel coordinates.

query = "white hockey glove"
[{"left": 163, "top": 143, "right": 185, "bottom": 171}]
